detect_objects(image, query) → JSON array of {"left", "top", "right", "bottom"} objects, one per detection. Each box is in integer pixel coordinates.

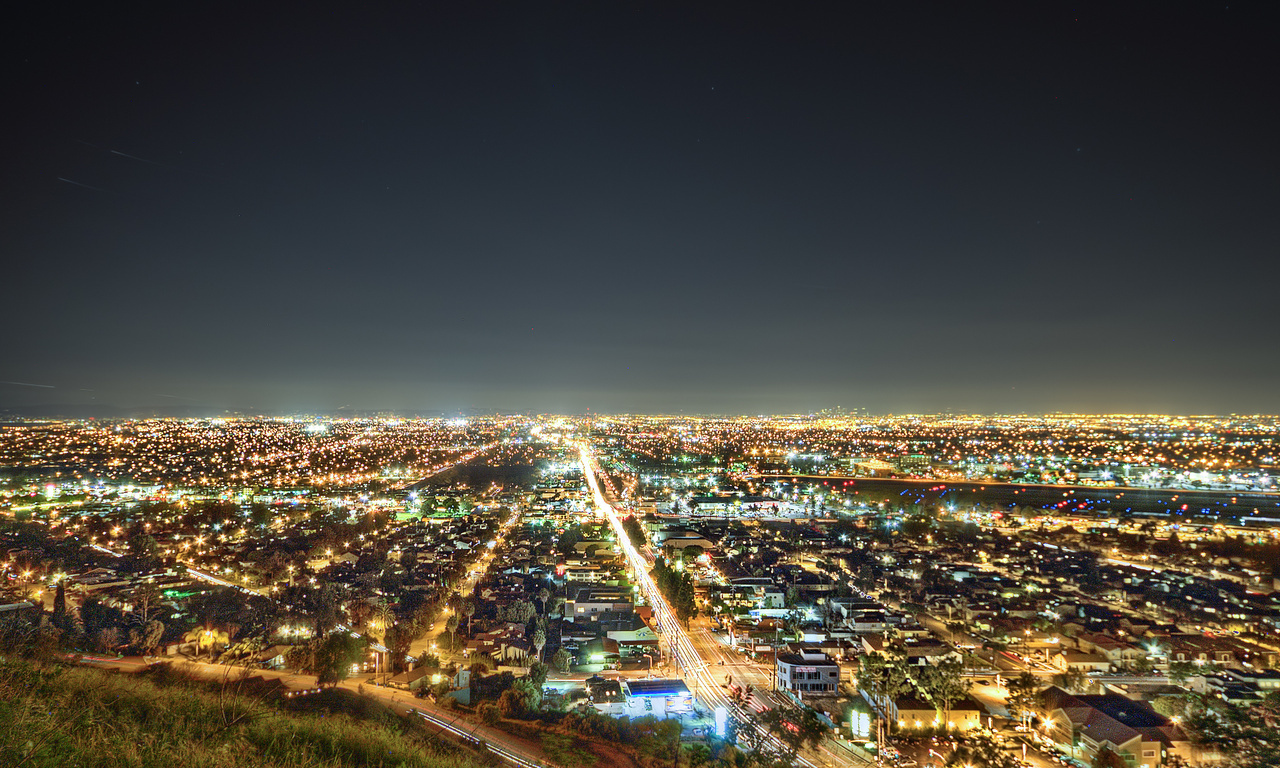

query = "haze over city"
[{"left": 4, "top": 3, "right": 1278, "bottom": 416}]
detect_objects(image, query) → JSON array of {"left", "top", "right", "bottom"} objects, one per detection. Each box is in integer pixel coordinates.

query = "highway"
[{"left": 578, "top": 444, "right": 867, "bottom": 768}]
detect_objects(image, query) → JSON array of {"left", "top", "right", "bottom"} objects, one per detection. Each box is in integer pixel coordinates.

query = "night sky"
[{"left": 4, "top": 3, "right": 1277, "bottom": 416}]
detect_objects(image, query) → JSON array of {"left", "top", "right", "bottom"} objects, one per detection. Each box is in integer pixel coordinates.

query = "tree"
[
  {"left": 557, "top": 525, "right": 583, "bottom": 554},
  {"left": 918, "top": 657, "right": 970, "bottom": 726},
  {"left": 674, "top": 572, "right": 698, "bottom": 628},
  {"left": 944, "top": 731, "right": 1021, "bottom": 768},
  {"left": 528, "top": 660, "right": 549, "bottom": 687},
  {"left": 1168, "top": 660, "right": 1202, "bottom": 686},
  {"left": 498, "top": 688, "right": 525, "bottom": 718},
  {"left": 183, "top": 625, "right": 230, "bottom": 655},
  {"left": 532, "top": 628, "right": 546, "bottom": 662},
  {"left": 371, "top": 601, "right": 394, "bottom": 643},
  {"left": 132, "top": 582, "right": 161, "bottom": 624},
  {"left": 385, "top": 622, "right": 416, "bottom": 674},
  {"left": 315, "top": 633, "right": 364, "bottom": 688},
  {"left": 1092, "top": 746, "right": 1128, "bottom": 768},
  {"left": 1053, "top": 667, "right": 1088, "bottom": 693},
  {"left": 285, "top": 643, "right": 313, "bottom": 671},
  {"left": 537, "top": 586, "right": 551, "bottom": 616},
  {"left": 858, "top": 647, "right": 912, "bottom": 707},
  {"left": 759, "top": 705, "right": 828, "bottom": 762},
  {"left": 1152, "top": 695, "right": 1187, "bottom": 719},
  {"left": 1182, "top": 690, "right": 1280, "bottom": 768},
  {"left": 52, "top": 581, "right": 66, "bottom": 619},
  {"left": 80, "top": 597, "right": 123, "bottom": 640},
  {"left": 498, "top": 677, "right": 543, "bottom": 718},
  {"left": 463, "top": 600, "right": 477, "bottom": 636},
  {"left": 621, "top": 517, "right": 645, "bottom": 549},
  {"left": 446, "top": 614, "right": 460, "bottom": 651},
  {"left": 684, "top": 743, "right": 712, "bottom": 768},
  {"left": 309, "top": 584, "right": 345, "bottom": 636},
  {"left": 478, "top": 700, "right": 501, "bottom": 725},
  {"left": 552, "top": 647, "right": 572, "bottom": 674},
  {"left": 503, "top": 600, "right": 536, "bottom": 626},
  {"left": 95, "top": 627, "right": 122, "bottom": 654},
  {"left": 128, "top": 619, "right": 165, "bottom": 655},
  {"left": 249, "top": 502, "right": 272, "bottom": 527},
  {"left": 1006, "top": 672, "right": 1040, "bottom": 730}
]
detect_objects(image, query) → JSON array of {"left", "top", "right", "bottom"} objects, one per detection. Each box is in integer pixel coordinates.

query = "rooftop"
[{"left": 623, "top": 679, "right": 691, "bottom": 698}]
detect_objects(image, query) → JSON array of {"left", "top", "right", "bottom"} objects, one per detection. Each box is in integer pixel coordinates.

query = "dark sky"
[{"left": 3, "top": 2, "right": 1277, "bottom": 416}]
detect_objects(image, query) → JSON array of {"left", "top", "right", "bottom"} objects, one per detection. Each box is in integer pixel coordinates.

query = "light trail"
[
  {"left": 577, "top": 444, "right": 850, "bottom": 768},
  {"left": 409, "top": 707, "right": 547, "bottom": 768}
]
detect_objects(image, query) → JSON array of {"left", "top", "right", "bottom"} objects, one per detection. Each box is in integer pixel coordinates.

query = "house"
[
  {"left": 1055, "top": 650, "right": 1112, "bottom": 674},
  {"left": 466, "top": 625, "right": 531, "bottom": 664},
  {"left": 1042, "top": 686, "right": 1193, "bottom": 768},
  {"left": 1164, "top": 634, "right": 1278, "bottom": 669},
  {"left": 388, "top": 666, "right": 435, "bottom": 692}
]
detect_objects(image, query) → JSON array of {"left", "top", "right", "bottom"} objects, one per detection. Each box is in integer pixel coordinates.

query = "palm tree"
[
  {"left": 372, "top": 601, "right": 394, "bottom": 643},
  {"left": 446, "top": 614, "right": 460, "bottom": 652},
  {"left": 532, "top": 628, "right": 546, "bottom": 663},
  {"left": 463, "top": 600, "right": 476, "bottom": 636},
  {"left": 537, "top": 586, "right": 550, "bottom": 616}
]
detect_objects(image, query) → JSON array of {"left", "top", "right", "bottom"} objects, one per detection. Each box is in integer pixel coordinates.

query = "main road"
[{"left": 578, "top": 444, "right": 867, "bottom": 768}]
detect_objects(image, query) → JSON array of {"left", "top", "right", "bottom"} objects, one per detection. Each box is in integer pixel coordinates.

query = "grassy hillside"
[{"left": 0, "top": 660, "right": 489, "bottom": 768}]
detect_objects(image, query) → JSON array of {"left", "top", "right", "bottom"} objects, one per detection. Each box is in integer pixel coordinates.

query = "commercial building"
[
  {"left": 566, "top": 586, "right": 633, "bottom": 617},
  {"left": 621, "top": 678, "right": 694, "bottom": 718},
  {"left": 775, "top": 649, "right": 840, "bottom": 694}
]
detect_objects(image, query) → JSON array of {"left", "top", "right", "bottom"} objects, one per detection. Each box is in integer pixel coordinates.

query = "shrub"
[
  {"left": 497, "top": 688, "right": 528, "bottom": 719},
  {"left": 478, "top": 701, "right": 501, "bottom": 725}
]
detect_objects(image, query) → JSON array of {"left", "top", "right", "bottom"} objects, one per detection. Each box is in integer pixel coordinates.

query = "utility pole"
[
  {"left": 875, "top": 681, "right": 885, "bottom": 767},
  {"left": 773, "top": 626, "right": 780, "bottom": 692}
]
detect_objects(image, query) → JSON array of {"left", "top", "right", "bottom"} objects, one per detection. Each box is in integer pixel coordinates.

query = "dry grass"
[{"left": 0, "top": 659, "right": 486, "bottom": 768}]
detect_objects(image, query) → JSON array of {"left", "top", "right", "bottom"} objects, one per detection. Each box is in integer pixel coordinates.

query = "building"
[
  {"left": 387, "top": 666, "right": 434, "bottom": 692},
  {"left": 894, "top": 695, "right": 985, "bottom": 732},
  {"left": 851, "top": 458, "right": 895, "bottom": 477},
  {"left": 620, "top": 678, "right": 694, "bottom": 719},
  {"left": 1042, "top": 686, "right": 1193, "bottom": 768},
  {"left": 893, "top": 454, "right": 931, "bottom": 472},
  {"left": 566, "top": 587, "right": 633, "bottom": 618},
  {"left": 1054, "top": 649, "right": 1113, "bottom": 674},
  {"left": 776, "top": 649, "right": 840, "bottom": 694}
]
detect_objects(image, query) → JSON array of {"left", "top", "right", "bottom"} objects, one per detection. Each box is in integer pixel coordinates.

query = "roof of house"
[
  {"left": 388, "top": 667, "right": 434, "bottom": 684},
  {"left": 1043, "top": 686, "right": 1185, "bottom": 748}
]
